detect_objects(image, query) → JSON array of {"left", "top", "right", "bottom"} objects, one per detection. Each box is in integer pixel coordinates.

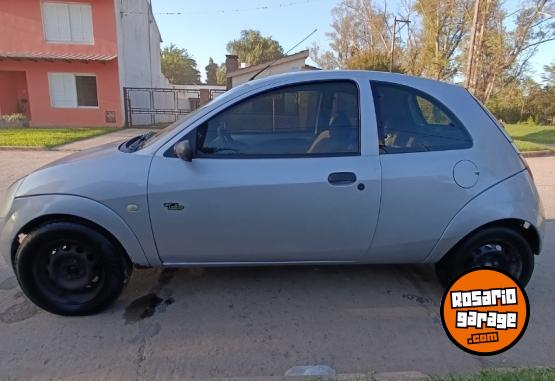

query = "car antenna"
[{"left": 249, "top": 28, "right": 318, "bottom": 81}]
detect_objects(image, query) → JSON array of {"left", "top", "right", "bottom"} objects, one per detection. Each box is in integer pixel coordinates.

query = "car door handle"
[{"left": 328, "top": 172, "right": 357, "bottom": 185}]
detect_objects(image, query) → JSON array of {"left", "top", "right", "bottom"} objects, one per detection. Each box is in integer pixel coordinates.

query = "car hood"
[
  {"left": 16, "top": 142, "right": 152, "bottom": 203},
  {"left": 39, "top": 141, "right": 124, "bottom": 170}
]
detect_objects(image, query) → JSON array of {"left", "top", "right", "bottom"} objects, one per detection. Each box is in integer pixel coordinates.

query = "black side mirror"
[{"left": 174, "top": 140, "right": 193, "bottom": 162}]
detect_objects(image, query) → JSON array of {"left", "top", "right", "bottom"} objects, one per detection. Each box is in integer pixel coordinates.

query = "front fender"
[
  {"left": 0, "top": 194, "right": 154, "bottom": 268},
  {"left": 424, "top": 170, "right": 545, "bottom": 263}
]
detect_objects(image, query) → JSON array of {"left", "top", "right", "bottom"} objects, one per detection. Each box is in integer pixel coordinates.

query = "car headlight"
[{"left": 0, "top": 177, "right": 25, "bottom": 218}]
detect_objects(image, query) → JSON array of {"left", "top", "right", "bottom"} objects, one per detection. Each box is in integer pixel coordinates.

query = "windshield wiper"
[{"left": 127, "top": 131, "right": 155, "bottom": 152}]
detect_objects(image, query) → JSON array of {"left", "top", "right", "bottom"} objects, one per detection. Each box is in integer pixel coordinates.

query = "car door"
[
  {"left": 148, "top": 80, "right": 382, "bottom": 264},
  {"left": 367, "top": 81, "right": 476, "bottom": 263}
]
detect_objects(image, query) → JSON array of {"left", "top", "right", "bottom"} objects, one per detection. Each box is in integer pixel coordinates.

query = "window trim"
[
  {"left": 165, "top": 80, "right": 362, "bottom": 159},
  {"left": 48, "top": 72, "right": 99, "bottom": 109},
  {"left": 370, "top": 80, "right": 473, "bottom": 154},
  {"left": 41, "top": 1, "right": 95, "bottom": 45}
]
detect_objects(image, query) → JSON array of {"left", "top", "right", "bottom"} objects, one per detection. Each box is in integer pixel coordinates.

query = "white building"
[{"left": 225, "top": 50, "right": 318, "bottom": 89}]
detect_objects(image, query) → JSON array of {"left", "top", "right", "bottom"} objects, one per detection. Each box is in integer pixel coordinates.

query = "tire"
[
  {"left": 14, "top": 222, "right": 132, "bottom": 316},
  {"left": 435, "top": 227, "right": 534, "bottom": 288}
]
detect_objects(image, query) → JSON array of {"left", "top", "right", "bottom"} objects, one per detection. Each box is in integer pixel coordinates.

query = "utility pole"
[
  {"left": 389, "top": 18, "right": 410, "bottom": 72},
  {"left": 465, "top": 0, "right": 481, "bottom": 90}
]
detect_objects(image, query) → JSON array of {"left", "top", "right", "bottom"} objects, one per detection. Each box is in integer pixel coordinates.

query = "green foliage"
[
  {"left": 161, "top": 44, "right": 201, "bottom": 85},
  {"left": 226, "top": 30, "right": 284, "bottom": 66},
  {"left": 314, "top": 0, "right": 554, "bottom": 123},
  {"left": 0, "top": 128, "right": 113, "bottom": 148},
  {"left": 487, "top": 76, "right": 555, "bottom": 125},
  {"left": 345, "top": 52, "right": 402, "bottom": 73},
  {"left": 216, "top": 63, "right": 227, "bottom": 86},
  {"left": 431, "top": 367, "right": 555, "bottom": 381},
  {"left": 543, "top": 62, "right": 555, "bottom": 85},
  {"left": 312, "top": 0, "right": 391, "bottom": 70},
  {"left": 205, "top": 57, "right": 219, "bottom": 85},
  {"left": 0, "top": 113, "right": 27, "bottom": 122},
  {"left": 413, "top": 0, "right": 471, "bottom": 80}
]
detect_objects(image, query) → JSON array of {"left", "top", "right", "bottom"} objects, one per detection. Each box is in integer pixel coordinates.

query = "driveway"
[{"left": 0, "top": 141, "right": 554, "bottom": 380}]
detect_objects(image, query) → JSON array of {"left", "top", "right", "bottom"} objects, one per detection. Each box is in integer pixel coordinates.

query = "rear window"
[{"left": 371, "top": 82, "right": 472, "bottom": 153}]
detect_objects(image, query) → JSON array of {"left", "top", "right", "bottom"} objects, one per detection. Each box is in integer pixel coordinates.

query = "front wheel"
[
  {"left": 14, "top": 222, "right": 131, "bottom": 316},
  {"left": 435, "top": 227, "right": 534, "bottom": 288}
]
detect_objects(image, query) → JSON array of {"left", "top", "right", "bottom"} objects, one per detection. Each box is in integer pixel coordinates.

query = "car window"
[
  {"left": 371, "top": 82, "right": 472, "bottom": 153},
  {"left": 195, "top": 81, "right": 360, "bottom": 157}
]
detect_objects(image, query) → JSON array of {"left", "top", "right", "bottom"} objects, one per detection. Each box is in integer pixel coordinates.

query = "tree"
[
  {"left": 465, "top": 0, "right": 555, "bottom": 103},
  {"left": 412, "top": 0, "right": 472, "bottom": 80},
  {"left": 487, "top": 74, "right": 555, "bottom": 125},
  {"left": 345, "top": 51, "right": 402, "bottom": 72},
  {"left": 543, "top": 62, "right": 555, "bottom": 85},
  {"left": 161, "top": 44, "right": 201, "bottom": 85},
  {"left": 205, "top": 57, "right": 218, "bottom": 85},
  {"left": 227, "top": 30, "right": 284, "bottom": 66},
  {"left": 216, "top": 63, "right": 227, "bottom": 86},
  {"left": 312, "top": 0, "right": 393, "bottom": 70}
]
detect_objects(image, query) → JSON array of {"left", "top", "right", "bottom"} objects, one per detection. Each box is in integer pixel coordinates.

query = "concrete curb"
[
  {"left": 205, "top": 371, "right": 430, "bottom": 381},
  {"left": 521, "top": 150, "right": 555, "bottom": 158},
  {"left": 0, "top": 146, "right": 49, "bottom": 151}
]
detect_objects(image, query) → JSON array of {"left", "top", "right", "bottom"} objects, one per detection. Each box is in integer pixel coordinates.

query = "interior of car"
[
  {"left": 372, "top": 83, "right": 473, "bottom": 153},
  {"left": 195, "top": 81, "right": 360, "bottom": 156}
]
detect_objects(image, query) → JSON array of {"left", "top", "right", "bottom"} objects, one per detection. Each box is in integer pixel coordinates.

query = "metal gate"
[{"left": 123, "top": 87, "right": 225, "bottom": 128}]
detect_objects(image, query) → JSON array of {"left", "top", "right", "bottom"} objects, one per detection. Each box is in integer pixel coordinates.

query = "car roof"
[
  {"left": 243, "top": 69, "right": 462, "bottom": 94},
  {"left": 141, "top": 70, "right": 468, "bottom": 155}
]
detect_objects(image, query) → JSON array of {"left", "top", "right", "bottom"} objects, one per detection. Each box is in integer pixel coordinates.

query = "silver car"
[{"left": 0, "top": 71, "right": 545, "bottom": 316}]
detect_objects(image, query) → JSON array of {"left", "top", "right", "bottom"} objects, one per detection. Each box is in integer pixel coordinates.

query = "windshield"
[{"left": 139, "top": 84, "right": 249, "bottom": 150}]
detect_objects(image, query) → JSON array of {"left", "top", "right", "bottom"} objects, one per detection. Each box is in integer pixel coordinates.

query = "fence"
[{"left": 123, "top": 87, "right": 226, "bottom": 127}]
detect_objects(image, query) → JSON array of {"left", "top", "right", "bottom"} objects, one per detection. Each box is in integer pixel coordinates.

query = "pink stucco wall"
[
  {"left": 0, "top": 71, "right": 28, "bottom": 116},
  {"left": 0, "top": 60, "right": 122, "bottom": 126},
  {"left": 0, "top": 0, "right": 122, "bottom": 126},
  {"left": 0, "top": 0, "right": 117, "bottom": 59}
]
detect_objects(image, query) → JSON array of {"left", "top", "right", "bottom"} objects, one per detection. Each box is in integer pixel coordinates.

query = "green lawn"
[
  {"left": 432, "top": 368, "right": 555, "bottom": 381},
  {"left": 504, "top": 124, "right": 555, "bottom": 152},
  {"left": 0, "top": 128, "right": 114, "bottom": 148}
]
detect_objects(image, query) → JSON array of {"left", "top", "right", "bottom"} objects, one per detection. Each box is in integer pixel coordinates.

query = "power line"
[{"left": 124, "top": 0, "right": 327, "bottom": 16}]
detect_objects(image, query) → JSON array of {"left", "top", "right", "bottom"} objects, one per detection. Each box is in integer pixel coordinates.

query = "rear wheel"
[
  {"left": 435, "top": 227, "right": 534, "bottom": 287},
  {"left": 14, "top": 222, "right": 131, "bottom": 316}
]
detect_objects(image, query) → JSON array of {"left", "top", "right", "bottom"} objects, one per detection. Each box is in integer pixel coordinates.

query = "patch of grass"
[
  {"left": 432, "top": 368, "right": 555, "bottom": 381},
  {"left": 0, "top": 128, "right": 115, "bottom": 148},
  {"left": 505, "top": 124, "right": 555, "bottom": 152},
  {"left": 512, "top": 140, "right": 554, "bottom": 152}
]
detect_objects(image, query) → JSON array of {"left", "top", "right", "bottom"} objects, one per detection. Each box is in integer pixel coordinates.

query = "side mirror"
[{"left": 174, "top": 140, "right": 193, "bottom": 162}]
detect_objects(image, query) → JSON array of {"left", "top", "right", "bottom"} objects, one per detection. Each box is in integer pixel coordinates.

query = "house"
[
  {"left": 0, "top": 0, "right": 168, "bottom": 127},
  {"left": 225, "top": 49, "right": 318, "bottom": 89}
]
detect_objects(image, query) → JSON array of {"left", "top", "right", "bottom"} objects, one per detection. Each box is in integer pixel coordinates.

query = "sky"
[{"left": 151, "top": 0, "right": 554, "bottom": 82}]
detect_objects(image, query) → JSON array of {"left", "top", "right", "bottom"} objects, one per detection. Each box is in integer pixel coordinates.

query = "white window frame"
[
  {"left": 41, "top": 1, "right": 94, "bottom": 45},
  {"left": 48, "top": 73, "right": 99, "bottom": 109}
]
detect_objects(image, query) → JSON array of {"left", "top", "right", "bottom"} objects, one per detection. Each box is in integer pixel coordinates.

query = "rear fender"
[{"left": 424, "top": 171, "right": 545, "bottom": 263}]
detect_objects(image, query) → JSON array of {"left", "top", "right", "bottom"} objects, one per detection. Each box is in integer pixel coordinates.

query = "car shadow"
[
  {"left": 515, "top": 130, "right": 555, "bottom": 146},
  {"left": 121, "top": 263, "right": 445, "bottom": 325}
]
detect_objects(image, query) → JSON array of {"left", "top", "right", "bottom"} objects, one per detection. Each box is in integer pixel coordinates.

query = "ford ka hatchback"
[{"left": 0, "top": 71, "right": 545, "bottom": 315}]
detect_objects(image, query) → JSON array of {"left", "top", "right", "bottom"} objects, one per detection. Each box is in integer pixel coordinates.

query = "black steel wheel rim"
[
  {"left": 32, "top": 239, "right": 105, "bottom": 305},
  {"left": 466, "top": 241, "right": 523, "bottom": 279}
]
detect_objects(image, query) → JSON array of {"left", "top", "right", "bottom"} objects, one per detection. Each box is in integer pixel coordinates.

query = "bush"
[{"left": 0, "top": 113, "right": 27, "bottom": 122}]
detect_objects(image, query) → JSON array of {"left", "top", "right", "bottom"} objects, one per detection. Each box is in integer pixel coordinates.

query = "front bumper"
[{"left": 0, "top": 178, "right": 25, "bottom": 267}]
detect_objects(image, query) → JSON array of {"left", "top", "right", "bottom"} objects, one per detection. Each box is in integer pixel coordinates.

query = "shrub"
[{"left": 0, "top": 113, "right": 27, "bottom": 122}]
